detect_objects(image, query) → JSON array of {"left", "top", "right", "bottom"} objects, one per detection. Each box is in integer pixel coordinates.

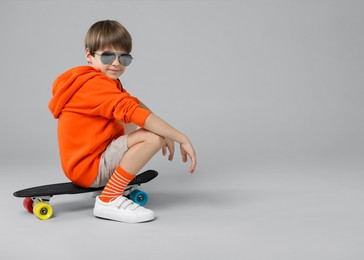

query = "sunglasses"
[{"left": 94, "top": 51, "right": 133, "bottom": 66}]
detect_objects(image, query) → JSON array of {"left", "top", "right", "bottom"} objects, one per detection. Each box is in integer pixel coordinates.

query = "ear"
[{"left": 85, "top": 48, "right": 93, "bottom": 64}]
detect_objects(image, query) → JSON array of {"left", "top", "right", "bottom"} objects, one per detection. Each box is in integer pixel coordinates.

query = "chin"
[{"left": 107, "top": 74, "right": 121, "bottom": 80}]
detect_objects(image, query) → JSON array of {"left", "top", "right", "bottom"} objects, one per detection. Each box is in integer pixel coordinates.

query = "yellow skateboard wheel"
[{"left": 33, "top": 202, "right": 53, "bottom": 220}]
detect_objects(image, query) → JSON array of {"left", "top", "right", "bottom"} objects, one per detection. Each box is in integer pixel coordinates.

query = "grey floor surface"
[{"left": 2, "top": 159, "right": 363, "bottom": 260}]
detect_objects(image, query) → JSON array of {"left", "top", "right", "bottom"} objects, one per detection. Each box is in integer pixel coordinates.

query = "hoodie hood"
[{"left": 49, "top": 66, "right": 101, "bottom": 118}]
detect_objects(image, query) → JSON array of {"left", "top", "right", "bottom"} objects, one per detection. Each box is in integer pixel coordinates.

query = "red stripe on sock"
[{"left": 99, "top": 166, "right": 135, "bottom": 203}]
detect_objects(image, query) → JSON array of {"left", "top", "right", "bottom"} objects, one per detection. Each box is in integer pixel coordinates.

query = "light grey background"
[{"left": 1, "top": 0, "right": 364, "bottom": 259}]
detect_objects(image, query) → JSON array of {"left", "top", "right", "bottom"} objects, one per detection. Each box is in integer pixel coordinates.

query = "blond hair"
[{"left": 85, "top": 20, "right": 132, "bottom": 55}]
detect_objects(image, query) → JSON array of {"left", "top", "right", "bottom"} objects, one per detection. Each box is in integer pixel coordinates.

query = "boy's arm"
[
  {"left": 143, "top": 113, "right": 197, "bottom": 173},
  {"left": 139, "top": 100, "right": 174, "bottom": 160},
  {"left": 118, "top": 100, "right": 150, "bottom": 134}
]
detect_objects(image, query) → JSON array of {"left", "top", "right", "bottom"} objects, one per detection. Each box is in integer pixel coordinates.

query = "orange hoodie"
[{"left": 49, "top": 66, "right": 151, "bottom": 187}]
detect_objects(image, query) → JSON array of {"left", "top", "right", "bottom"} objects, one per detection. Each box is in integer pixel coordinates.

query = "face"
[{"left": 86, "top": 48, "right": 127, "bottom": 80}]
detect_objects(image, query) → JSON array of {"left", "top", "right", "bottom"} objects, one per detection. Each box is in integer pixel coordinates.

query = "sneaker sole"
[{"left": 93, "top": 208, "right": 155, "bottom": 223}]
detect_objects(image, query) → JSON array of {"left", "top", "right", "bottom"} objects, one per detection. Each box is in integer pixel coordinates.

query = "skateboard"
[{"left": 13, "top": 169, "right": 158, "bottom": 220}]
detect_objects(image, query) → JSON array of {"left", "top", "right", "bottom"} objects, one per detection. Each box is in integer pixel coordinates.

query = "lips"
[{"left": 108, "top": 69, "right": 120, "bottom": 73}]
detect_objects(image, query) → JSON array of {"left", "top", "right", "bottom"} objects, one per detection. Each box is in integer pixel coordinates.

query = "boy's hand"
[
  {"left": 163, "top": 137, "right": 197, "bottom": 173},
  {"left": 180, "top": 141, "right": 197, "bottom": 174},
  {"left": 162, "top": 137, "right": 175, "bottom": 161},
  {"left": 143, "top": 113, "right": 196, "bottom": 173}
]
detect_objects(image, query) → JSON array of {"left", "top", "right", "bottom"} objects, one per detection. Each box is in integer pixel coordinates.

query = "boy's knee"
[
  {"left": 146, "top": 131, "right": 165, "bottom": 148},
  {"left": 128, "top": 129, "right": 165, "bottom": 149}
]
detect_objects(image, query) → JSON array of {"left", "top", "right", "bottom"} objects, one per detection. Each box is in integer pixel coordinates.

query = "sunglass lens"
[
  {"left": 119, "top": 54, "right": 133, "bottom": 66},
  {"left": 100, "top": 53, "right": 116, "bottom": 64}
]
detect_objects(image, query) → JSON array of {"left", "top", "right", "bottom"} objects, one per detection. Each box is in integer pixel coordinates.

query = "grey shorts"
[{"left": 90, "top": 135, "right": 128, "bottom": 188}]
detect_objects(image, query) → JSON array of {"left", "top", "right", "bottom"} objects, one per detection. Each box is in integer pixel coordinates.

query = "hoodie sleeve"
[{"left": 72, "top": 74, "right": 151, "bottom": 127}]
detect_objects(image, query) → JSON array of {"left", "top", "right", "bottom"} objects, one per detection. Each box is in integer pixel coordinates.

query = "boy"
[{"left": 48, "top": 20, "right": 197, "bottom": 223}]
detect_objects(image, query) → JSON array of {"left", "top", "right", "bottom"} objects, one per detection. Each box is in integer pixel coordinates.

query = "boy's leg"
[
  {"left": 98, "top": 129, "right": 165, "bottom": 202},
  {"left": 121, "top": 128, "right": 165, "bottom": 174},
  {"left": 94, "top": 129, "right": 164, "bottom": 222}
]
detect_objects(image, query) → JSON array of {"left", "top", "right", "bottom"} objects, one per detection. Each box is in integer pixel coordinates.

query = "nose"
[{"left": 111, "top": 56, "right": 122, "bottom": 66}]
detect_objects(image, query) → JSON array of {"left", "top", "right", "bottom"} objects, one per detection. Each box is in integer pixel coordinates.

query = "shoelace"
[{"left": 115, "top": 197, "right": 140, "bottom": 210}]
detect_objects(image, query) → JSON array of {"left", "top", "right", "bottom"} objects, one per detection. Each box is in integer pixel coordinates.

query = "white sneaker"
[{"left": 93, "top": 196, "right": 155, "bottom": 223}]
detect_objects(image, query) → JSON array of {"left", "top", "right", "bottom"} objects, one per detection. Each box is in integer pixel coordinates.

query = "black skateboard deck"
[
  {"left": 14, "top": 170, "right": 157, "bottom": 197},
  {"left": 14, "top": 170, "right": 158, "bottom": 220}
]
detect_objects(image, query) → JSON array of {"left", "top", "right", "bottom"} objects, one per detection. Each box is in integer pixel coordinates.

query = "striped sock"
[{"left": 99, "top": 166, "right": 135, "bottom": 203}]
